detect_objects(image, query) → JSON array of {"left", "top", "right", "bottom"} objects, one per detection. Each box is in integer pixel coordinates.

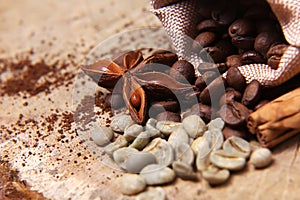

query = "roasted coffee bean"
[
  {"left": 231, "top": 36, "right": 255, "bottom": 50},
  {"left": 254, "top": 31, "right": 282, "bottom": 56},
  {"left": 219, "top": 89, "right": 242, "bottom": 106},
  {"left": 200, "top": 46, "right": 225, "bottom": 63},
  {"left": 222, "top": 126, "right": 250, "bottom": 140},
  {"left": 194, "top": 32, "right": 217, "bottom": 48},
  {"left": 254, "top": 99, "right": 269, "bottom": 111},
  {"left": 200, "top": 76, "right": 226, "bottom": 105},
  {"left": 211, "top": 5, "right": 236, "bottom": 26},
  {"left": 226, "top": 67, "right": 246, "bottom": 92},
  {"left": 196, "top": 19, "right": 222, "bottom": 33},
  {"left": 226, "top": 55, "right": 242, "bottom": 68},
  {"left": 267, "top": 44, "right": 288, "bottom": 69},
  {"left": 191, "top": 103, "right": 214, "bottom": 123},
  {"left": 156, "top": 111, "right": 181, "bottom": 122},
  {"left": 228, "top": 19, "right": 255, "bottom": 38},
  {"left": 218, "top": 101, "right": 250, "bottom": 128},
  {"left": 170, "top": 60, "right": 195, "bottom": 84},
  {"left": 242, "top": 80, "right": 261, "bottom": 108},
  {"left": 241, "top": 50, "right": 265, "bottom": 64},
  {"left": 149, "top": 101, "right": 180, "bottom": 117},
  {"left": 195, "top": 75, "right": 206, "bottom": 91},
  {"left": 202, "top": 71, "right": 219, "bottom": 85}
]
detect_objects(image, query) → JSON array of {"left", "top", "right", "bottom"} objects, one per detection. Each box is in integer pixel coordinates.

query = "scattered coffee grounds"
[{"left": 0, "top": 161, "right": 46, "bottom": 200}]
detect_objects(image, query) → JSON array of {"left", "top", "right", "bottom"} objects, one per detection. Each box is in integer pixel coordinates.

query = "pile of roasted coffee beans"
[{"left": 194, "top": 0, "right": 288, "bottom": 70}]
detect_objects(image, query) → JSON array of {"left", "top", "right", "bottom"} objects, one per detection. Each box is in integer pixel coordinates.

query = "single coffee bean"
[
  {"left": 145, "top": 118, "right": 160, "bottom": 138},
  {"left": 149, "top": 101, "right": 180, "bottom": 117},
  {"left": 228, "top": 19, "right": 255, "bottom": 38},
  {"left": 191, "top": 103, "right": 214, "bottom": 123},
  {"left": 143, "top": 138, "right": 174, "bottom": 167},
  {"left": 129, "top": 131, "right": 151, "bottom": 150},
  {"left": 219, "top": 89, "right": 242, "bottom": 106},
  {"left": 125, "top": 152, "right": 157, "bottom": 173},
  {"left": 254, "top": 99, "right": 270, "bottom": 111},
  {"left": 200, "top": 76, "right": 226, "bottom": 105},
  {"left": 174, "top": 143, "right": 195, "bottom": 166},
  {"left": 226, "top": 55, "right": 242, "bottom": 68},
  {"left": 156, "top": 111, "right": 181, "bottom": 122},
  {"left": 195, "top": 76, "right": 206, "bottom": 91},
  {"left": 196, "top": 19, "right": 222, "bottom": 33},
  {"left": 223, "top": 136, "right": 251, "bottom": 158},
  {"left": 113, "top": 147, "right": 139, "bottom": 170},
  {"left": 218, "top": 101, "right": 250, "bottom": 128},
  {"left": 168, "top": 126, "right": 190, "bottom": 149},
  {"left": 241, "top": 50, "right": 266, "bottom": 64},
  {"left": 90, "top": 126, "right": 114, "bottom": 146},
  {"left": 211, "top": 5, "right": 236, "bottom": 26},
  {"left": 226, "top": 67, "right": 246, "bottom": 92},
  {"left": 120, "top": 174, "right": 146, "bottom": 195},
  {"left": 170, "top": 60, "right": 195, "bottom": 84},
  {"left": 124, "top": 124, "right": 144, "bottom": 142},
  {"left": 249, "top": 148, "right": 273, "bottom": 168},
  {"left": 267, "top": 43, "right": 288, "bottom": 69},
  {"left": 182, "top": 115, "right": 206, "bottom": 138},
  {"left": 254, "top": 31, "right": 282, "bottom": 56},
  {"left": 172, "top": 161, "right": 198, "bottom": 181},
  {"left": 222, "top": 126, "right": 250, "bottom": 140},
  {"left": 110, "top": 114, "right": 135, "bottom": 132},
  {"left": 210, "top": 149, "right": 246, "bottom": 171},
  {"left": 140, "top": 164, "right": 176, "bottom": 185},
  {"left": 200, "top": 46, "right": 225, "bottom": 63},
  {"left": 194, "top": 31, "right": 217, "bottom": 48},
  {"left": 156, "top": 121, "right": 181, "bottom": 136},
  {"left": 136, "top": 188, "right": 166, "bottom": 200},
  {"left": 242, "top": 80, "right": 261, "bottom": 108},
  {"left": 202, "top": 165, "right": 230, "bottom": 185},
  {"left": 232, "top": 36, "right": 255, "bottom": 50}
]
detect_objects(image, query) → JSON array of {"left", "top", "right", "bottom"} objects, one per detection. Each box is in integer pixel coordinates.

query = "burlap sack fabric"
[{"left": 151, "top": 0, "right": 300, "bottom": 87}]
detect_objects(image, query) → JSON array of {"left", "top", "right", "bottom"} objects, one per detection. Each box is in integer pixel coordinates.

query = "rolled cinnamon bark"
[{"left": 247, "top": 87, "right": 300, "bottom": 148}]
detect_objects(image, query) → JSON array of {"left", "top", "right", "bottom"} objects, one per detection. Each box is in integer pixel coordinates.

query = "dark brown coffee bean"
[
  {"left": 226, "top": 67, "right": 246, "bottom": 92},
  {"left": 202, "top": 71, "right": 219, "bottom": 85},
  {"left": 219, "top": 89, "right": 242, "bottom": 106},
  {"left": 222, "top": 126, "right": 250, "bottom": 140},
  {"left": 242, "top": 80, "right": 261, "bottom": 108},
  {"left": 228, "top": 19, "right": 255, "bottom": 38},
  {"left": 196, "top": 19, "right": 222, "bottom": 33},
  {"left": 200, "top": 76, "right": 226, "bottom": 105},
  {"left": 191, "top": 103, "right": 214, "bottom": 123},
  {"left": 241, "top": 50, "right": 265, "bottom": 64},
  {"left": 254, "top": 31, "right": 282, "bottom": 57},
  {"left": 195, "top": 76, "right": 206, "bottom": 91},
  {"left": 200, "top": 46, "right": 225, "bottom": 63},
  {"left": 254, "top": 99, "right": 270, "bottom": 111},
  {"left": 170, "top": 60, "right": 195, "bottom": 84},
  {"left": 267, "top": 44, "right": 288, "bottom": 69},
  {"left": 156, "top": 111, "right": 181, "bottom": 122},
  {"left": 226, "top": 55, "right": 242, "bottom": 68},
  {"left": 150, "top": 101, "right": 180, "bottom": 116},
  {"left": 218, "top": 101, "right": 250, "bottom": 128},
  {"left": 211, "top": 5, "right": 236, "bottom": 26},
  {"left": 194, "top": 32, "right": 217, "bottom": 48},
  {"left": 232, "top": 36, "right": 255, "bottom": 50}
]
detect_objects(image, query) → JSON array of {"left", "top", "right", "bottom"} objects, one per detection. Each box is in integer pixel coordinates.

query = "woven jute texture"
[{"left": 151, "top": 0, "right": 300, "bottom": 87}]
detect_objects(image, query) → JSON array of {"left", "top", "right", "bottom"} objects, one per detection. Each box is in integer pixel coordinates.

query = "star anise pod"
[{"left": 82, "top": 50, "right": 197, "bottom": 124}]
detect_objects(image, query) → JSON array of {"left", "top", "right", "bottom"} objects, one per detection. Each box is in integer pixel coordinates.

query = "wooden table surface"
[{"left": 0, "top": 1, "right": 299, "bottom": 199}]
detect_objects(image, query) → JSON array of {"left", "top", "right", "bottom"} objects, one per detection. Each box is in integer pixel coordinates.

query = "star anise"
[{"left": 81, "top": 50, "right": 197, "bottom": 124}]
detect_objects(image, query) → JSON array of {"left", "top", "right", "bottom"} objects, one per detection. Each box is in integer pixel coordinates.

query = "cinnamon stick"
[{"left": 247, "top": 87, "right": 300, "bottom": 148}]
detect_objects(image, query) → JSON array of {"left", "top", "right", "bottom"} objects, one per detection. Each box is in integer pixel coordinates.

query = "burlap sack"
[{"left": 151, "top": 0, "right": 300, "bottom": 87}]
